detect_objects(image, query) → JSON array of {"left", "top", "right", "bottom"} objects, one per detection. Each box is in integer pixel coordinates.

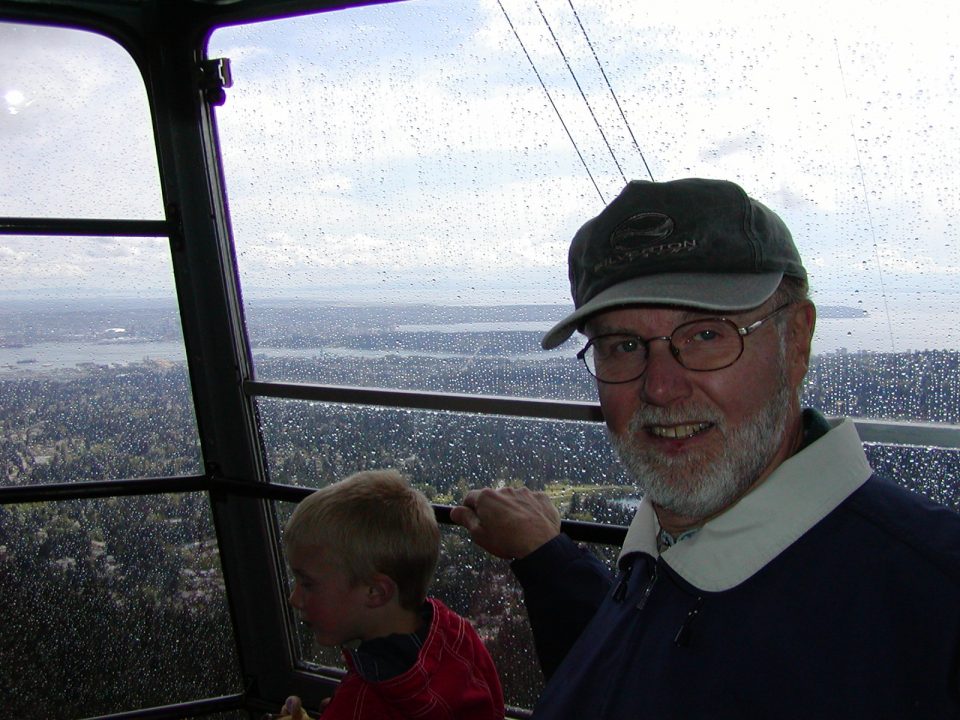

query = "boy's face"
[{"left": 287, "top": 544, "right": 371, "bottom": 647}]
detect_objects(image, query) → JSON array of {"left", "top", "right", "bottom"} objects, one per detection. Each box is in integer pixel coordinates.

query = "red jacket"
[{"left": 324, "top": 598, "right": 504, "bottom": 719}]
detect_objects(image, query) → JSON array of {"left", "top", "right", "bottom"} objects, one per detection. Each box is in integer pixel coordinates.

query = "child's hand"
[{"left": 263, "top": 695, "right": 315, "bottom": 720}]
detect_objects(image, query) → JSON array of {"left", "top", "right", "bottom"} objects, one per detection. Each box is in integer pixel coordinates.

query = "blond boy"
[{"left": 281, "top": 470, "right": 504, "bottom": 720}]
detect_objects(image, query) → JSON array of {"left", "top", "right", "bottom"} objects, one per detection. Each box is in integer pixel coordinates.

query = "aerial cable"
[
  {"left": 835, "top": 38, "right": 896, "bottom": 353},
  {"left": 533, "top": 0, "right": 628, "bottom": 186},
  {"left": 497, "top": 0, "right": 606, "bottom": 204},
  {"left": 565, "top": 0, "right": 655, "bottom": 182}
]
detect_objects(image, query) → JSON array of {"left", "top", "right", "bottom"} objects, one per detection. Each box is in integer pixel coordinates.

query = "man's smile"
[{"left": 646, "top": 422, "right": 713, "bottom": 440}]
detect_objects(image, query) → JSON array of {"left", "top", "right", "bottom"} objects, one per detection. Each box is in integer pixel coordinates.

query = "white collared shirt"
[{"left": 618, "top": 417, "right": 874, "bottom": 592}]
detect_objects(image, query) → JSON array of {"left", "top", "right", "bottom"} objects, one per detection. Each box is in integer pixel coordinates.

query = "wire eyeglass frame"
[{"left": 577, "top": 303, "right": 793, "bottom": 384}]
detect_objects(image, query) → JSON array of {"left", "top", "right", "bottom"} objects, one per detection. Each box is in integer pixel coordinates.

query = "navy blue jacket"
[{"left": 513, "top": 476, "right": 960, "bottom": 719}]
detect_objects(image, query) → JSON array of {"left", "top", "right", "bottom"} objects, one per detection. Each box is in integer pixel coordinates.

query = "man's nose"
[
  {"left": 288, "top": 585, "right": 301, "bottom": 608},
  {"left": 639, "top": 340, "right": 691, "bottom": 406}
]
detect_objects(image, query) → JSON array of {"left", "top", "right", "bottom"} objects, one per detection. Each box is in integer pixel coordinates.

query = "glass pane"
[
  {"left": 804, "top": 351, "right": 960, "bottom": 425},
  {"left": 210, "top": 0, "right": 959, "bottom": 419},
  {"left": 0, "top": 237, "right": 202, "bottom": 485},
  {"left": 0, "top": 494, "right": 242, "bottom": 716},
  {"left": 276, "top": 498, "right": 615, "bottom": 711},
  {"left": 865, "top": 445, "right": 960, "bottom": 512},
  {"left": 266, "top": 400, "right": 957, "bottom": 711},
  {"left": 1, "top": 234, "right": 184, "bottom": 300},
  {"left": 433, "top": 526, "right": 547, "bottom": 710},
  {"left": 263, "top": 395, "right": 631, "bottom": 703},
  {"left": 0, "top": 22, "right": 163, "bottom": 219},
  {"left": 249, "top": 304, "right": 593, "bottom": 398},
  {"left": 259, "top": 397, "right": 958, "bottom": 517},
  {"left": 258, "top": 398, "right": 636, "bottom": 517}
]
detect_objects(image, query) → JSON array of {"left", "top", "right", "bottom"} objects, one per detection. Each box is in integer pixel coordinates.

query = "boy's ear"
[{"left": 364, "top": 573, "right": 397, "bottom": 609}]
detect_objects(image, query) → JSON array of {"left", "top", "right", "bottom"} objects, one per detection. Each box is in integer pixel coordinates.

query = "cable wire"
[
  {"left": 835, "top": 38, "right": 896, "bottom": 352},
  {"left": 497, "top": 0, "right": 606, "bottom": 203},
  {"left": 533, "top": 0, "right": 627, "bottom": 186},
  {"left": 565, "top": 0, "right": 655, "bottom": 182}
]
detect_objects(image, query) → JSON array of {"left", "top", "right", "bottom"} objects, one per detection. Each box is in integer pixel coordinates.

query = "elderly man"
[{"left": 451, "top": 179, "right": 960, "bottom": 719}]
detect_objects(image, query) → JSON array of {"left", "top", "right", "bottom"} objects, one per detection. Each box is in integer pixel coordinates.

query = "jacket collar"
[{"left": 618, "top": 416, "right": 873, "bottom": 591}]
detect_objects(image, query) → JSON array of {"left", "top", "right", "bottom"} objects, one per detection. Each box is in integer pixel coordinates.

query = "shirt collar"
[
  {"left": 342, "top": 601, "right": 432, "bottom": 682},
  {"left": 618, "top": 415, "right": 873, "bottom": 591}
]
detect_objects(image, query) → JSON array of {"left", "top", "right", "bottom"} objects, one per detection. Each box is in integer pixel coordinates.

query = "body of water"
[
  {"left": 0, "top": 340, "right": 188, "bottom": 376},
  {"left": 3, "top": 294, "right": 958, "bottom": 378}
]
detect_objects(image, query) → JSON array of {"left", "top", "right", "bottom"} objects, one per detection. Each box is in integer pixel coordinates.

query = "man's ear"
[
  {"left": 787, "top": 301, "right": 816, "bottom": 387},
  {"left": 364, "top": 573, "right": 397, "bottom": 609}
]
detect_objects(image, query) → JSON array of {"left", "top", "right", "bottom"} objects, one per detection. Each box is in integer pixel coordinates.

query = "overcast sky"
[{"left": 3, "top": 0, "right": 959, "bottom": 351}]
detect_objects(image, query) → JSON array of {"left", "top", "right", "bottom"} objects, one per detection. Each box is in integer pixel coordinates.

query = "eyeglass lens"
[{"left": 584, "top": 318, "right": 744, "bottom": 382}]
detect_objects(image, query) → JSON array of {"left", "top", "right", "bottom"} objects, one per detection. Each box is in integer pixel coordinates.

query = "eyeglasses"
[{"left": 577, "top": 303, "right": 792, "bottom": 384}]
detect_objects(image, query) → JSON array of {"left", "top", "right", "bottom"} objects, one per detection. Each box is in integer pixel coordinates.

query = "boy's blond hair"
[{"left": 283, "top": 469, "right": 440, "bottom": 611}]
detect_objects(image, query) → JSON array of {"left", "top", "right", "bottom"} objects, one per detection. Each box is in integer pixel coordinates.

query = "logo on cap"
[{"left": 593, "top": 212, "right": 696, "bottom": 272}]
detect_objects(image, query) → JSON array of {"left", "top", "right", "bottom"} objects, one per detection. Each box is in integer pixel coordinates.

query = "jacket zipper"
[
  {"left": 635, "top": 562, "right": 658, "bottom": 610},
  {"left": 674, "top": 596, "right": 704, "bottom": 646},
  {"left": 623, "top": 559, "right": 704, "bottom": 645},
  {"left": 612, "top": 560, "right": 634, "bottom": 602}
]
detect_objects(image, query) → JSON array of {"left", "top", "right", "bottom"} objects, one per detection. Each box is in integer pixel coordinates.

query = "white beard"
[{"left": 609, "top": 366, "right": 793, "bottom": 520}]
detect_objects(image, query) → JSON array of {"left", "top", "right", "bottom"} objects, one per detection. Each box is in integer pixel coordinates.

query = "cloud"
[
  {"left": 3, "top": 0, "right": 958, "bottom": 310},
  {"left": 0, "top": 237, "right": 174, "bottom": 293}
]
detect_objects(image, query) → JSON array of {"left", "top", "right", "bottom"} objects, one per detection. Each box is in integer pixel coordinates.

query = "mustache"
[{"left": 626, "top": 404, "right": 725, "bottom": 430}]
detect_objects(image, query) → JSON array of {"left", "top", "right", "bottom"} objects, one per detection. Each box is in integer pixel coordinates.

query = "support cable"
[
  {"left": 835, "top": 38, "right": 896, "bottom": 352},
  {"left": 496, "top": 0, "right": 605, "bottom": 204},
  {"left": 565, "top": 0, "right": 655, "bottom": 182},
  {"left": 533, "top": 0, "right": 627, "bottom": 186}
]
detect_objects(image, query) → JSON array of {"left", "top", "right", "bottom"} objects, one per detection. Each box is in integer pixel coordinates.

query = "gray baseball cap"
[{"left": 541, "top": 178, "right": 807, "bottom": 349}]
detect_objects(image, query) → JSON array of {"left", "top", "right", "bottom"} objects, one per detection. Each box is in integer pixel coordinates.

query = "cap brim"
[{"left": 540, "top": 272, "right": 784, "bottom": 349}]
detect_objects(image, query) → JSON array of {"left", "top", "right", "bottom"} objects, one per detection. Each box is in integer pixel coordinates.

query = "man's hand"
[{"left": 450, "top": 487, "right": 561, "bottom": 559}]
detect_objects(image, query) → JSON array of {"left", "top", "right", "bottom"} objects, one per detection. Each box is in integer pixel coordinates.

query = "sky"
[{"left": 2, "top": 0, "right": 960, "bottom": 353}]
